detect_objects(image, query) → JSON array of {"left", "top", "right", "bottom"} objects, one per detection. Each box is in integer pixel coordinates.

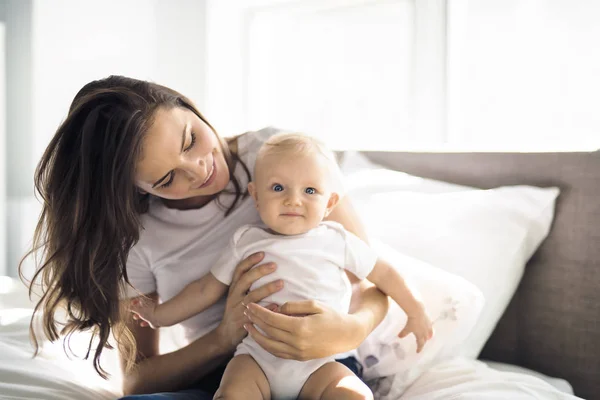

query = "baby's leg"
[
  {"left": 298, "top": 361, "right": 373, "bottom": 400},
  {"left": 213, "top": 354, "right": 270, "bottom": 400}
]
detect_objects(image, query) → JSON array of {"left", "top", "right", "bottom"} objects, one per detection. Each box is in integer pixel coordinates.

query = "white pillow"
[
  {"left": 342, "top": 153, "right": 559, "bottom": 359},
  {"left": 358, "top": 241, "right": 485, "bottom": 394}
]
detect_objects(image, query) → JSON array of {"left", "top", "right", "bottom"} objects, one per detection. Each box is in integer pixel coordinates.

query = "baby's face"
[{"left": 249, "top": 152, "right": 338, "bottom": 235}]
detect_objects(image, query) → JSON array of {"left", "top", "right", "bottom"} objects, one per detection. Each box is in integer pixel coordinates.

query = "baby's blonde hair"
[{"left": 257, "top": 132, "right": 337, "bottom": 165}]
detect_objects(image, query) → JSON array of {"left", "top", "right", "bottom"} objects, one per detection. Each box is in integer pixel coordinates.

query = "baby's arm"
[
  {"left": 131, "top": 272, "right": 228, "bottom": 328},
  {"left": 366, "top": 261, "right": 433, "bottom": 352}
]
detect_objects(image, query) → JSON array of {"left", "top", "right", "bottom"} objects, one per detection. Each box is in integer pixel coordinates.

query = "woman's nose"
[{"left": 183, "top": 156, "right": 206, "bottom": 181}]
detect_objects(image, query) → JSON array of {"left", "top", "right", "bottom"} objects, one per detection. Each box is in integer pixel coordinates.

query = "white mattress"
[{"left": 0, "top": 278, "right": 583, "bottom": 400}]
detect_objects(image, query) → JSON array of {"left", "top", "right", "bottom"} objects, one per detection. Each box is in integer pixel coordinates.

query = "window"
[
  {"left": 206, "top": 0, "right": 600, "bottom": 150},
  {"left": 206, "top": 0, "right": 445, "bottom": 149}
]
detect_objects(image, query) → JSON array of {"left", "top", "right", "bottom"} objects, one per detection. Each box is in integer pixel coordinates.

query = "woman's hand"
[
  {"left": 215, "top": 252, "right": 283, "bottom": 353},
  {"left": 243, "top": 300, "right": 364, "bottom": 361}
]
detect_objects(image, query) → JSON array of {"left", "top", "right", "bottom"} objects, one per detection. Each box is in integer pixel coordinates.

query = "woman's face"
[{"left": 135, "top": 106, "right": 230, "bottom": 200}]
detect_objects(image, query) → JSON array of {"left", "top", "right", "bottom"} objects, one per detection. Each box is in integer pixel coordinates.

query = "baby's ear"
[
  {"left": 248, "top": 182, "right": 258, "bottom": 205},
  {"left": 324, "top": 192, "right": 340, "bottom": 216}
]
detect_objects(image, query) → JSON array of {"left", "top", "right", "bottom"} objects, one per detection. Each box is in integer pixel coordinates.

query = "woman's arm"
[
  {"left": 121, "top": 293, "right": 231, "bottom": 395},
  {"left": 324, "top": 194, "right": 390, "bottom": 346},
  {"left": 327, "top": 195, "right": 389, "bottom": 341},
  {"left": 131, "top": 274, "right": 228, "bottom": 328},
  {"left": 243, "top": 195, "right": 389, "bottom": 360},
  {"left": 120, "top": 252, "right": 283, "bottom": 395}
]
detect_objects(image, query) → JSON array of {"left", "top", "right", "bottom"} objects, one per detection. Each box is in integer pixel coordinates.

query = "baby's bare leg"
[
  {"left": 298, "top": 361, "right": 373, "bottom": 400},
  {"left": 213, "top": 354, "right": 270, "bottom": 400}
]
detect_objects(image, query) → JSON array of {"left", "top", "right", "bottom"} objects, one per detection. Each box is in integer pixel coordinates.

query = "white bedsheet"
[
  {"left": 0, "top": 280, "right": 584, "bottom": 400},
  {"left": 483, "top": 361, "right": 574, "bottom": 395}
]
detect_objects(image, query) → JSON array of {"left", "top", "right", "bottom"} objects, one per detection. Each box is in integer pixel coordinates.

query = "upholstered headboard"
[{"left": 361, "top": 150, "right": 600, "bottom": 399}]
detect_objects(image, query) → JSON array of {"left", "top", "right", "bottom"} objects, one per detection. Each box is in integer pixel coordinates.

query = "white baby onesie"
[{"left": 211, "top": 221, "right": 378, "bottom": 399}]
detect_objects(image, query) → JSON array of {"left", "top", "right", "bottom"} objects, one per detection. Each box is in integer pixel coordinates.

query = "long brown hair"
[{"left": 19, "top": 75, "right": 249, "bottom": 378}]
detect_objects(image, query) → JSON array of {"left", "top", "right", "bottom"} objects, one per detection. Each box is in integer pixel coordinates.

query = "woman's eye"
[
  {"left": 184, "top": 132, "right": 197, "bottom": 152},
  {"left": 160, "top": 172, "right": 175, "bottom": 189},
  {"left": 305, "top": 187, "right": 316, "bottom": 195},
  {"left": 272, "top": 184, "right": 284, "bottom": 192}
]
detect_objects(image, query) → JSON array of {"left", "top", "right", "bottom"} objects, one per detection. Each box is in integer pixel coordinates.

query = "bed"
[
  {"left": 0, "top": 149, "right": 597, "bottom": 399},
  {"left": 360, "top": 149, "right": 599, "bottom": 400}
]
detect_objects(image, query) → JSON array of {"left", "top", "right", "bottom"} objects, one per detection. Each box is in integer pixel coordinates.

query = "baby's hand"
[
  {"left": 130, "top": 298, "right": 160, "bottom": 329},
  {"left": 398, "top": 307, "right": 433, "bottom": 353}
]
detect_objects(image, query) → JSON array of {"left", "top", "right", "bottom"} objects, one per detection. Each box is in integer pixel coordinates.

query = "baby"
[{"left": 131, "top": 132, "right": 433, "bottom": 400}]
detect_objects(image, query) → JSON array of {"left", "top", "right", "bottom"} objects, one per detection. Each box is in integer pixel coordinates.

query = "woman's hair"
[{"left": 19, "top": 75, "right": 249, "bottom": 378}]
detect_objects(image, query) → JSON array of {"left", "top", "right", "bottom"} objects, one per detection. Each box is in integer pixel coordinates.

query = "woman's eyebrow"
[
  {"left": 179, "top": 122, "right": 189, "bottom": 152},
  {"left": 151, "top": 123, "right": 189, "bottom": 188}
]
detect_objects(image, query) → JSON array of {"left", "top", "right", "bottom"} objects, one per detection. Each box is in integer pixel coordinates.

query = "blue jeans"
[
  {"left": 119, "top": 387, "right": 213, "bottom": 400},
  {"left": 119, "top": 356, "right": 363, "bottom": 399}
]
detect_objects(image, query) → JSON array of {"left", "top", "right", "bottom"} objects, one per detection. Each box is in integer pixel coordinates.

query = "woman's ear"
[{"left": 324, "top": 192, "right": 340, "bottom": 217}]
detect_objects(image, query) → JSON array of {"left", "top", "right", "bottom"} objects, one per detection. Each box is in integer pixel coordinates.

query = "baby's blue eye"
[
  {"left": 305, "top": 187, "right": 316, "bottom": 195},
  {"left": 272, "top": 184, "right": 284, "bottom": 192}
]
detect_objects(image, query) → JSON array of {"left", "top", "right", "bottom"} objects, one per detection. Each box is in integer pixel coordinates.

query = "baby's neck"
[{"left": 263, "top": 224, "right": 321, "bottom": 236}]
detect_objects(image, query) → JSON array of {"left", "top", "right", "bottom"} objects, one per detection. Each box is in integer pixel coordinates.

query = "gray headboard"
[{"left": 361, "top": 150, "right": 600, "bottom": 399}]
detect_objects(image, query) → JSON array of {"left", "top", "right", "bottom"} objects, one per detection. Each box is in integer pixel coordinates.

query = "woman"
[{"left": 23, "top": 75, "right": 388, "bottom": 398}]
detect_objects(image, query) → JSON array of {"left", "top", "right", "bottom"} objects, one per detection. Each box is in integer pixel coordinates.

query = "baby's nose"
[{"left": 284, "top": 193, "right": 302, "bottom": 206}]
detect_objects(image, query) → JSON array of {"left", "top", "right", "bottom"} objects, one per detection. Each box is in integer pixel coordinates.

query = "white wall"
[
  {"left": 0, "top": 22, "right": 6, "bottom": 276},
  {"left": 3, "top": 0, "right": 34, "bottom": 278}
]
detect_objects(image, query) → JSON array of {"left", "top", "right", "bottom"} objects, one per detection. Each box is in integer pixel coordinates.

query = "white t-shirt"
[
  {"left": 124, "top": 127, "right": 280, "bottom": 342},
  {"left": 211, "top": 222, "right": 378, "bottom": 315}
]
